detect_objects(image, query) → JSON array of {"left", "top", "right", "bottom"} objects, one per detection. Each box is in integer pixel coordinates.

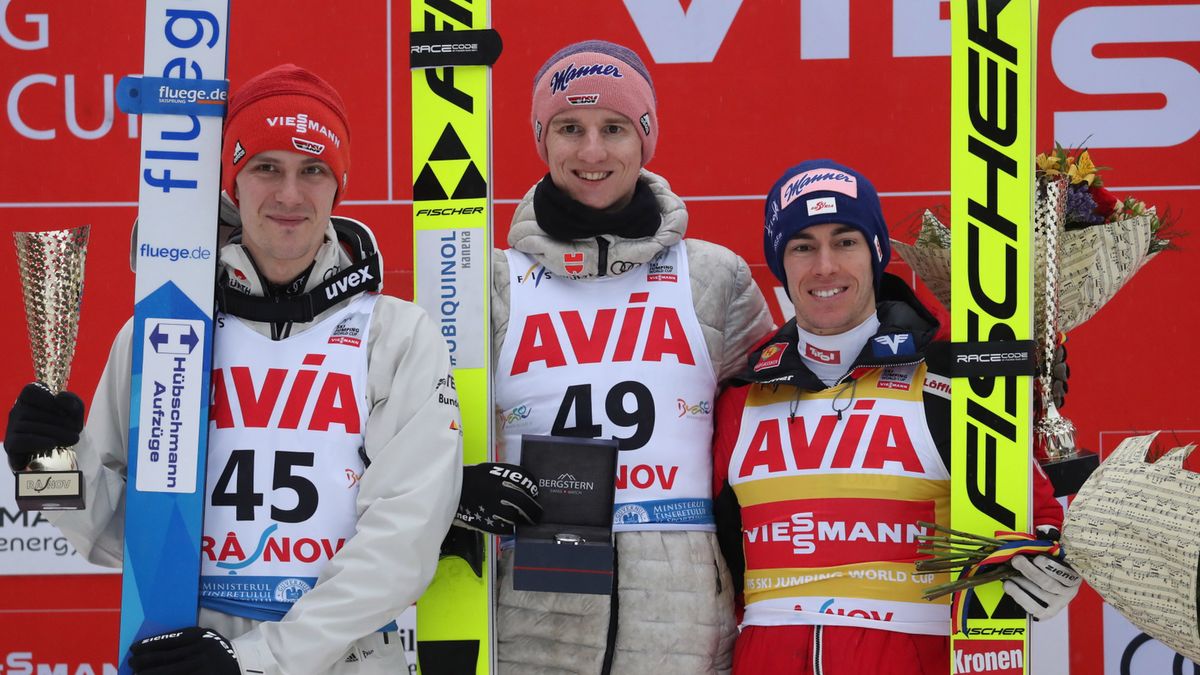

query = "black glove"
[
  {"left": 128, "top": 627, "right": 240, "bottom": 675},
  {"left": 5, "top": 382, "right": 85, "bottom": 470},
  {"left": 456, "top": 462, "right": 542, "bottom": 535}
]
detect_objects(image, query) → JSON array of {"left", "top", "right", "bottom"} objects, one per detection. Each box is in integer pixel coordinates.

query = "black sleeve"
[
  {"left": 714, "top": 479, "right": 745, "bottom": 593},
  {"left": 923, "top": 342, "right": 952, "bottom": 472}
]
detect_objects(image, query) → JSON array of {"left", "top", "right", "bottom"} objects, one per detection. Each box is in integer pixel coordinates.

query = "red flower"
[{"left": 1090, "top": 185, "right": 1119, "bottom": 219}]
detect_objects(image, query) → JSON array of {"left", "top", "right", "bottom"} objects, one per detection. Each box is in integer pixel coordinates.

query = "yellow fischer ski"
[
  {"left": 409, "top": 2, "right": 501, "bottom": 673},
  {"left": 950, "top": 1, "right": 1038, "bottom": 673}
]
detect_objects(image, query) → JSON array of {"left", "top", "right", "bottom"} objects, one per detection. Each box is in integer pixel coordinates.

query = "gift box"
[{"left": 513, "top": 435, "right": 619, "bottom": 595}]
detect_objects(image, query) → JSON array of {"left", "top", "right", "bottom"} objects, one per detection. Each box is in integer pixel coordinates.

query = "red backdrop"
[{"left": 1, "top": 1, "right": 1197, "bottom": 671}]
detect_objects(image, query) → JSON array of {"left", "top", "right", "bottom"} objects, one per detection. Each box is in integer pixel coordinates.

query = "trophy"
[
  {"left": 12, "top": 225, "right": 89, "bottom": 511},
  {"left": 892, "top": 151, "right": 1168, "bottom": 491},
  {"left": 1031, "top": 177, "right": 1075, "bottom": 461}
]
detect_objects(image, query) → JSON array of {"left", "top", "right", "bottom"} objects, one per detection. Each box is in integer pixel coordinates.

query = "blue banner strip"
[{"left": 117, "top": 76, "right": 229, "bottom": 117}]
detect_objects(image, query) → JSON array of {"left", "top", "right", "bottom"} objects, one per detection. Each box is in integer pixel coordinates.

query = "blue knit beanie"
[{"left": 763, "top": 159, "right": 891, "bottom": 288}]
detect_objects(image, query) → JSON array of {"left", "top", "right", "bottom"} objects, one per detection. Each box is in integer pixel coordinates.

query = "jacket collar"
[
  {"left": 506, "top": 169, "right": 687, "bottom": 279},
  {"left": 736, "top": 273, "right": 940, "bottom": 389}
]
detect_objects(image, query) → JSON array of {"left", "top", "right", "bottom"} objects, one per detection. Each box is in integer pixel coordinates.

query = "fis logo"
[{"left": 517, "top": 263, "right": 552, "bottom": 286}]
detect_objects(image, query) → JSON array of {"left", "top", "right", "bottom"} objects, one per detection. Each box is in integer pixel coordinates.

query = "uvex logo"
[
  {"left": 738, "top": 400, "right": 923, "bottom": 477},
  {"left": 510, "top": 292, "right": 696, "bottom": 375},
  {"left": 325, "top": 265, "right": 374, "bottom": 300}
]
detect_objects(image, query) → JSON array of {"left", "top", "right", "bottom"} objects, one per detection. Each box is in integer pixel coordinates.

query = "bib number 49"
[
  {"left": 211, "top": 449, "right": 319, "bottom": 523},
  {"left": 551, "top": 381, "right": 655, "bottom": 450}
]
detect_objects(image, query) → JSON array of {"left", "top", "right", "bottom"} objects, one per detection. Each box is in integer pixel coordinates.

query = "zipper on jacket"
[
  {"left": 600, "top": 544, "right": 619, "bottom": 675},
  {"left": 813, "top": 625, "right": 824, "bottom": 675},
  {"left": 596, "top": 237, "right": 609, "bottom": 277}
]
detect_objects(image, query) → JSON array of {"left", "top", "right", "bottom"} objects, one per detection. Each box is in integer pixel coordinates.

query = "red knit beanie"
[{"left": 221, "top": 64, "right": 351, "bottom": 206}]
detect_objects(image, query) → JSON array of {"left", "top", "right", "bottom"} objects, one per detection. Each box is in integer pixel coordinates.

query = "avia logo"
[
  {"left": 324, "top": 264, "right": 375, "bottom": 300},
  {"left": 872, "top": 333, "right": 914, "bottom": 356},
  {"left": 209, "top": 353, "right": 362, "bottom": 433},
  {"left": 203, "top": 524, "right": 347, "bottom": 568},
  {"left": 510, "top": 292, "right": 697, "bottom": 375},
  {"left": 232, "top": 140, "right": 246, "bottom": 165},
  {"left": 676, "top": 398, "right": 712, "bottom": 417},
  {"left": 793, "top": 598, "right": 895, "bottom": 622},
  {"left": 563, "top": 252, "right": 585, "bottom": 275},
  {"left": 804, "top": 343, "right": 840, "bottom": 364},
  {"left": 615, "top": 464, "right": 678, "bottom": 490},
  {"left": 567, "top": 93, "right": 600, "bottom": 105},
  {"left": 413, "top": 124, "right": 486, "bottom": 201},
  {"left": 737, "top": 400, "right": 924, "bottom": 477},
  {"left": 516, "top": 263, "right": 551, "bottom": 286},
  {"left": 266, "top": 112, "right": 342, "bottom": 148}
]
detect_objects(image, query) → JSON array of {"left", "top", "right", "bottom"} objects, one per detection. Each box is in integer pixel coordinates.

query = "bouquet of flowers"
[
  {"left": 893, "top": 145, "right": 1171, "bottom": 334},
  {"left": 917, "top": 433, "right": 1200, "bottom": 658}
]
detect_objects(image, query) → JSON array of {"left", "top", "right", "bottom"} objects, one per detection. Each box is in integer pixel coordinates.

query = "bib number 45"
[{"left": 211, "top": 449, "right": 319, "bottom": 523}]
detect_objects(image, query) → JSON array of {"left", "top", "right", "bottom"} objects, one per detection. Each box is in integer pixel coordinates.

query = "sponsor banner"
[
  {"left": 742, "top": 498, "right": 934, "bottom": 568},
  {"left": 954, "top": 638, "right": 1026, "bottom": 674},
  {"left": 0, "top": 459, "right": 119, "bottom": 575},
  {"left": 612, "top": 497, "right": 712, "bottom": 526},
  {"left": 133, "top": 317, "right": 205, "bottom": 493},
  {"left": 414, "top": 229, "right": 486, "bottom": 371}
]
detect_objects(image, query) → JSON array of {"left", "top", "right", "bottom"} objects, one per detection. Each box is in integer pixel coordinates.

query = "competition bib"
[
  {"left": 728, "top": 363, "right": 952, "bottom": 634},
  {"left": 199, "top": 294, "right": 377, "bottom": 621},
  {"left": 496, "top": 244, "right": 718, "bottom": 531}
]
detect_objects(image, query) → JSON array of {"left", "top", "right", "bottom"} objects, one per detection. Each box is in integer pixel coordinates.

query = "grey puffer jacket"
[{"left": 492, "top": 170, "right": 773, "bottom": 675}]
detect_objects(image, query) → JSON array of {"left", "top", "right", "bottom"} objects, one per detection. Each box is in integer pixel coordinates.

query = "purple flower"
[{"left": 1064, "top": 184, "right": 1104, "bottom": 227}]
